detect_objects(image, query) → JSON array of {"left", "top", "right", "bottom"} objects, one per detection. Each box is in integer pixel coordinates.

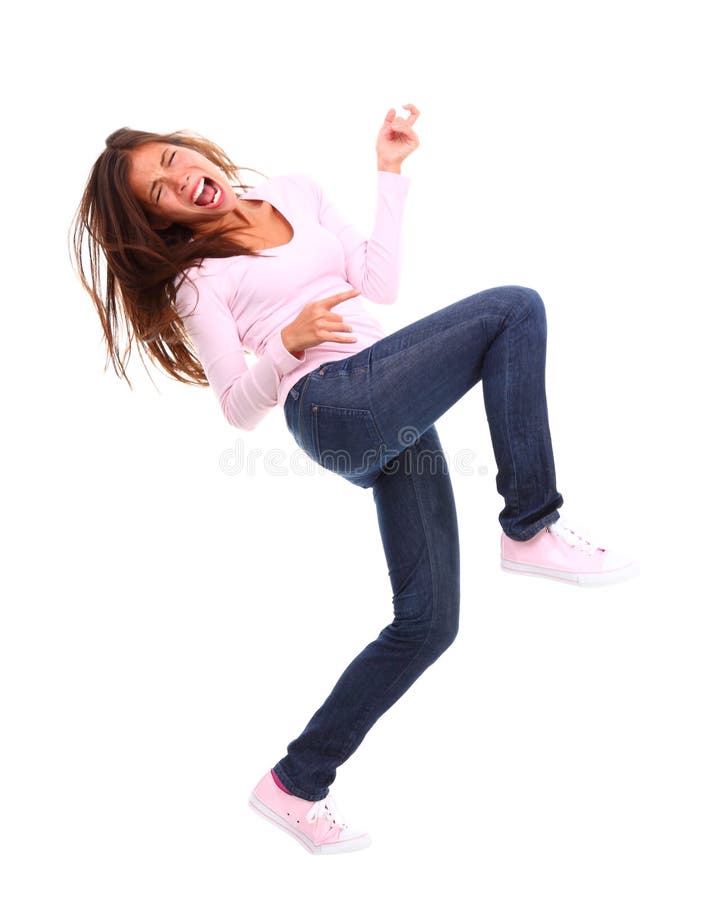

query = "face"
[{"left": 127, "top": 141, "right": 239, "bottom": 233}]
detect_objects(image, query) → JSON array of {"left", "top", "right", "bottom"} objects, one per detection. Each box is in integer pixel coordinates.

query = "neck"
[{"left": 192, "top": 198, "right": 261, "bottom": 240}]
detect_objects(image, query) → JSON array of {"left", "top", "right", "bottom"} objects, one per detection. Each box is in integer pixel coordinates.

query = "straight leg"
[{"left": 273, "top": 425, "right": 460, "bottom": 800}]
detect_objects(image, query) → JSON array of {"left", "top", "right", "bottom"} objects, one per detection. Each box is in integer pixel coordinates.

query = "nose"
[
  {"left": 178, "top": 171, "right": 192, "bottom": 198},
  {"left": 160, "top": 158, "right": 190, "bottom": 197}
]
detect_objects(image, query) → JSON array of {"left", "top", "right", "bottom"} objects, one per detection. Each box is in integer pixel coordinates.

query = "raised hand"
[{"left": 375, "top": 104, "right": 421, "bottom": 169}]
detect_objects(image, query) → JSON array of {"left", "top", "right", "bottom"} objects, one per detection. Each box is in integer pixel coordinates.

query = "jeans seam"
[
  {"left": 503, "top": 322, "right": 520, "bottom": 519},
  {"left": 297, "top": 372, "right": 314, "bottom": 452},
  {"left": 498, "top": 301, "right": 537, "bottom": 519}
]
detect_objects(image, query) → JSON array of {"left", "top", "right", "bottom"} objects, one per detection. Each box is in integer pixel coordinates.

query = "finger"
[
  {"left": 402, "top": 104, "right": 420, "bottom": 125},
  {"left": 320, "top": 289, "right": 360, "bottom": 307},
  {"left": 390, "top": 116, "right": 415, "bottom": 133},
  {"left": 327, "top": 330, "right": 358, "bottom": 342},
  {"left": 327, "top": 316, "right": 353, "bottom": 329}
]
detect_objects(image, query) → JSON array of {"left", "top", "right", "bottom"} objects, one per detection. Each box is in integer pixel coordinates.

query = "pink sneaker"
[
  {"left": 501, "top": 518, "right": 640, "bottom": 587},
  {"left": 247, "top": 771, "right": 372, "bottom": 855}
]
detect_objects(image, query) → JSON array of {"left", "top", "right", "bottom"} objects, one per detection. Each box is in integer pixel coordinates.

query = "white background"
[{"left": 1, "top": 0, "right": 704, "bottom": 897}]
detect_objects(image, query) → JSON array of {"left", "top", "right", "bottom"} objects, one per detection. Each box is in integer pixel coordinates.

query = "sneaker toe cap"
[{"left": 600, "top": 548, "right": 639, "bottom": 573}]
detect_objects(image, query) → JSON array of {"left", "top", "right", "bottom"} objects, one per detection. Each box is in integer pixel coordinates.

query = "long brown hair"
[{"left": 69, "top": 127, "right": 269, "bottom": 389}]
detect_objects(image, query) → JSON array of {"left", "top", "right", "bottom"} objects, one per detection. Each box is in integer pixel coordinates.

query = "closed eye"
[{"left": 156, "top": 150, "right": 177, "bottom": 203}]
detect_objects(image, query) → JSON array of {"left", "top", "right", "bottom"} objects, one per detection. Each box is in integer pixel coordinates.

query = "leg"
[
  {"left": 299, "top": 285, "right": 563, "bottom": 538},
  {"left": 272, "top": 424, "right": 460, "bottom": 800}
]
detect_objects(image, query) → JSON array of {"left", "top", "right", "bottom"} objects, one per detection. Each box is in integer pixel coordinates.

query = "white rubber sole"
[
  {"left": 248, "top": 792, "right": 373, "bottom": 855},
  {"left": 501, "top": 558, "right": 640, "bottom": 587}
]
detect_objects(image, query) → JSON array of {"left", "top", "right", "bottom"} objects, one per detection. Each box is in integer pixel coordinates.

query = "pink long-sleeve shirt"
[{"left": 173, "top": 170, "right": 411, "bottom": 431}]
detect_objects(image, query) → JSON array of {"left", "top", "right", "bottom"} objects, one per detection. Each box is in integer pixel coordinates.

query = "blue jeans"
[{"left": 274, "top": 285, "right": 564, "bottom": 800}]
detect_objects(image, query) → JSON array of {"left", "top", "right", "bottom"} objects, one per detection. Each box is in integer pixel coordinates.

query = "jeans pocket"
[{"left": 311, "top": 404, "right": 383, "bottom": 480}]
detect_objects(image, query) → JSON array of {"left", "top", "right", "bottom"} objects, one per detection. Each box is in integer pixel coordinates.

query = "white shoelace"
[
  {"left": 549, "top": 521, "right": 604, "bottom": 557},
  {"left": 306, "top": 796, "right": 347, "bottom": 830}
]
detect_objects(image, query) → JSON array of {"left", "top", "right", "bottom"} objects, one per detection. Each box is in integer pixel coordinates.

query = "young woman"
[{"left": 70, "top": 104, "right": 639, "bottom": 855}]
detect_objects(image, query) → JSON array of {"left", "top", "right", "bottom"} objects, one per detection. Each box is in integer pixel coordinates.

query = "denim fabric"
[{"left": 274, "top": 285, "right": 564, "bottom": 800}]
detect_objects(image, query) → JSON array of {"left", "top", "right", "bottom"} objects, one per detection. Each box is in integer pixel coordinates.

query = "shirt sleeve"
[
  {"left": 174, "top": 273, "right": 303, "bottom": 432},
  {"left": 305, "top": 170, "right": 411, "bottom": 305}
]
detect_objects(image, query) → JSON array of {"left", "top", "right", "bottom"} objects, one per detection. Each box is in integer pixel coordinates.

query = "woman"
[{"left": 70, "top": 104, "right": 639, "bottom": 855}]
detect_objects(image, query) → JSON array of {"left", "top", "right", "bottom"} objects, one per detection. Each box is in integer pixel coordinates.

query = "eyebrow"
[{"left": 149, "top": 148, "right": 169, "bottom": 203}]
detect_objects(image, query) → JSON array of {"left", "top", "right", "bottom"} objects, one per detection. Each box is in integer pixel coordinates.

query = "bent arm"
[{"left": 175, "top": 275, "right": 302, "bottom": 431}]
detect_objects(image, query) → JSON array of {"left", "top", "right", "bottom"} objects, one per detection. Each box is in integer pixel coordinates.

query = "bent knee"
[
  {"left": 426, "top": 619, "right": 460, "bottom": 656},
  {"left": 517, "top": 285, "right": 544, "bottom": 312},
  {"left": 499, "top": 284, "right": 545, "bottom": 325}
]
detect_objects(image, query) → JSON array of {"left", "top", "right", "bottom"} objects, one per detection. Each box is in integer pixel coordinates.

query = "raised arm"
[{"left": 303, "top": 170, "right": 411, "bottom": 305}]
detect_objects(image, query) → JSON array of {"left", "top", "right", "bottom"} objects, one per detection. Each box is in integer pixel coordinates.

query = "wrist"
[
  {"left": 281, "top": 327, "right": 303, "bottom": 359},
  {"left": 377, "top": 160, "right": 402, "bottom": 174}
]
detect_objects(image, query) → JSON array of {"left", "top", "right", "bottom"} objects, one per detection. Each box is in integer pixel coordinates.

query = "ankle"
[{"left": 271, "top": 769, "right": 294, "bottom": 795}]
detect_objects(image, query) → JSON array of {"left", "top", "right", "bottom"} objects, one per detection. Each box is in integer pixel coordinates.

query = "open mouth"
[{"left": 191, "top": 176, "right": 223, "bottom": 208}]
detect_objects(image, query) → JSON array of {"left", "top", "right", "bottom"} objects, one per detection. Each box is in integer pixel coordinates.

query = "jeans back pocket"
[{"left": 310, "top": 404, "right": 383, "bottom": 482}]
